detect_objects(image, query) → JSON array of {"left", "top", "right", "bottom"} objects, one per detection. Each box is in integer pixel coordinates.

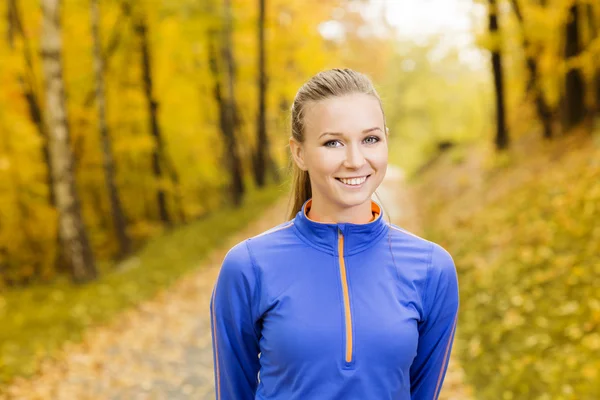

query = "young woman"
[{"left": 210, "top": 68, "right": 459, "bottom": 400}]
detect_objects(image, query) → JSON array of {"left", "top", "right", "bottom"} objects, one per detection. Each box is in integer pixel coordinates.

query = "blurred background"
[{"left": 0, "top": 0, "right": 599, "bottom": 398}]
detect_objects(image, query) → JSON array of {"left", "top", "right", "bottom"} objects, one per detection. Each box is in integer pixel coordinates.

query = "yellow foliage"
[
  {"left": 418, "top": 134, "right": 600, "bottom": 397},
  {"left": 0, "top": 0, "right": 355, "bottom": 277}
]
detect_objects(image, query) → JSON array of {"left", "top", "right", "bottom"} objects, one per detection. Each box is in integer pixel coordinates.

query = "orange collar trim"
[{"left": 304, "top": 199, "right": 381, "bottom": 223}]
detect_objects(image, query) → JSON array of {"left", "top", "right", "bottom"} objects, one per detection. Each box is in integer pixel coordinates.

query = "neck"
[{"left": 307, "top": 195, "right": 373, "bottom": 224}]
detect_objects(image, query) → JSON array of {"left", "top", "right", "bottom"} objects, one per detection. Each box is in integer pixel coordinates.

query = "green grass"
[
  {"left": 0, "top": 185, "right": 285, "bottom": 386},
  {"left": 422, "top": 145, "right": 600, "bottom": 399}
]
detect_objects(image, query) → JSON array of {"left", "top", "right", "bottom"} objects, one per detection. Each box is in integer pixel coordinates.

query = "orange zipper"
[{"left": 338, "top": 228, "right": 353, "bottom": 364}]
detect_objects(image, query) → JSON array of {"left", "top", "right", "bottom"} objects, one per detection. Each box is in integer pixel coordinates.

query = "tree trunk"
[
  {"left": 587, "top": 4, "right": 600, "bottom": 118},
  {"left": 90, "top": 0, "right": 131, "bottom": 259},
  {"left": 488, "top": 0, "right": 509, "bottom": 150},
  {"left": 221, "top": 0, "right": 245, "bottom": 206},
  {"left": 134, "top": 16, "right": 171, "bottom": 225},
  {"left": 40, "top": 0, "right": 97, "bottom": 283},
  {"left": 510, "top": 0, "right": 553, "bottom": 139},
  {"left": 8, "top": 0, "right": 56, "bottom": 206},
  {"left": 83, "top": 2, "right": 130, "bottom": 108},
  {"left": 206, "top": 32, "right": 243, "bottom": 208},
  {"left": 253, "top": 0, "right": 279, "bottom": 186},
  {"left": 564, "top": 4, "right": 586, "bottom": 130}
]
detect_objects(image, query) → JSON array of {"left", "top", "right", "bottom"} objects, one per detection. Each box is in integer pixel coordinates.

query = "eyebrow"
[{"left": 318, "top": 127, "right": 382, "bottom": 139}]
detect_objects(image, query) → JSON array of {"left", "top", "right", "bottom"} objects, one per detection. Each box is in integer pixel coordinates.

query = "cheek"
[
  {"left": 307, "top": 149, "right": 343, "bottom": 175},
  {"left": 370, "top": 146, "right": 389, "bottom": 169}
]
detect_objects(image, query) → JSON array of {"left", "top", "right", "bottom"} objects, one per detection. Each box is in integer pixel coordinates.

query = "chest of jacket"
[{"left": 254, "top": 240, "right": 422, "bottom": 376}]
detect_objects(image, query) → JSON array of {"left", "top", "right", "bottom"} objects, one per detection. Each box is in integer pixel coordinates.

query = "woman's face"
[{"left": 290, "top": 93, "right": 388, "bottom": 214}]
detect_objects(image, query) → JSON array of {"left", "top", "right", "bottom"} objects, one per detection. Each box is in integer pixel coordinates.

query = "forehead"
[{"left": 303, "top": 93, "right": 384, "bottom": 137}]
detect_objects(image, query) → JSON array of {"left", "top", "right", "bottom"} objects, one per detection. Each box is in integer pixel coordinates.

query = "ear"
[{"left": 289, "top": 137, "right": 308, "bottom": 171}]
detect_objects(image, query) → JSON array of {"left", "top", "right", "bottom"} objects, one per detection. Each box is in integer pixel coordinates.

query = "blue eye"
[
  {"left": 324, "top": 140, "right": 342, "bottom": 148},
  {"left": 323, "top": 136, "right": 380, "bottom": 147},
  {"left": 364, "top": 136, "right": 380, "bottom": 144}
]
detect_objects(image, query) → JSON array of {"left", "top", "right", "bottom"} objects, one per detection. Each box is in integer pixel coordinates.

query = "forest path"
[{"left": 3, "top": 165, "right": 473, "bottom": 400}]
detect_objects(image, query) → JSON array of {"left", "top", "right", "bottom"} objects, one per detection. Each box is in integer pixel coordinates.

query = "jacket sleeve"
[
  {"left": 410, "top": 243, "right": 460, "bottom": 400},
  {"left": 210, "top": 241, "right": 261, "bottom": 400}
]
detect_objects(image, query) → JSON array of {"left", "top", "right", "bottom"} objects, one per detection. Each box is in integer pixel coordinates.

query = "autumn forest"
[{"left": 1, "top": 0, "right": 599, "bottom": 398}]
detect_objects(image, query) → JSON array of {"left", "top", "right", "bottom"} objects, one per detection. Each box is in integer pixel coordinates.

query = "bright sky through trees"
[
  {"left": 383, "top": 0, "right": 487, "bottom": 68},
  {"left": 317, "top": 0, "right": 488, "bottom": 69},
  {"left": 383, "top": 0, "right": 475, "bottom": 37}
]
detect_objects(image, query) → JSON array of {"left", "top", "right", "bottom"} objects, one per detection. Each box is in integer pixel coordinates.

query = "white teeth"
[{"left": 339, "top": 176, "right": 367, "bottom": 186}]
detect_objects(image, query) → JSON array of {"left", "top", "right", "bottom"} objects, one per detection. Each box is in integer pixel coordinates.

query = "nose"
[{"left": 343, "top": 143, "right": 366, "bottom": 169}]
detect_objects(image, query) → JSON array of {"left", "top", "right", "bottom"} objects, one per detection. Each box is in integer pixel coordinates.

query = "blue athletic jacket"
[{"left": 210, "top": 199, "right": 459, "bottom": 399}]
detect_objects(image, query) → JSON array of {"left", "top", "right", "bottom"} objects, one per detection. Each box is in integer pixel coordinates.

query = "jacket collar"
[{"left": 293, "top": 198, "right": 389, "bottom": 256}]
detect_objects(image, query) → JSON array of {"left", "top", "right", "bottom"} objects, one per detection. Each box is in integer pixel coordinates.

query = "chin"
[{"left": 337, "top": 191, "right": 374, "bottom": 209}]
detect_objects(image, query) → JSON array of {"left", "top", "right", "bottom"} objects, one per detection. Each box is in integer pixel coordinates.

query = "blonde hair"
[{"left": 287, "top": 68, "right": 386, "bottom": 220}]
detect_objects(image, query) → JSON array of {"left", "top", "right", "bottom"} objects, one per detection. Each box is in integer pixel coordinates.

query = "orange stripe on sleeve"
[
  {"left": 433, "top": 314, "right": 458, "bottom": 398},
  {"left": 211, "top": 283, "right": 221, "bottom": 399}
]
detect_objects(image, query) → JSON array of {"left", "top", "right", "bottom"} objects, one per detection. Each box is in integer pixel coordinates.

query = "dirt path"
[{"left": 3, "top": 166, "right": 473, "bottom": 400}]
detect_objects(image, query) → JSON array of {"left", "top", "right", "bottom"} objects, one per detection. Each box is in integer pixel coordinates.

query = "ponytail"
[{"left": 287, "top": 163, "right": 312, "bottom": 220}]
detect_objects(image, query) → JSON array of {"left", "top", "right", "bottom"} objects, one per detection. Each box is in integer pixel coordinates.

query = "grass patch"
[{"left": 0, "top": 185, "right": 285, "bottom": 386}]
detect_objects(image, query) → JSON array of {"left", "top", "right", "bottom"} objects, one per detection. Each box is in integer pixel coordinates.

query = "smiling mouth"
[{"left": 335, "top": 175, "right": 371, "bottom": 186}]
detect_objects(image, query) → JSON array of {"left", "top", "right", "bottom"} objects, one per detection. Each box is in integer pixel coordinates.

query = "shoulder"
[
  {"left": 221, "top": 220, "right": 297, "bottom": 272},
  {"left": 219, "top": 240, "right": 254, "bottom": 280},
  {"left": 388, "top": 224, "right": 453, "bottom": 260},
  {"left": 246, "top": 219, "right": 297, "bottom": 252},
  {"left": 424, "top": 241, "right": 458, "bottom": 304},
  {"left": 429, "top": 242, "right": 455, "bottom": 272},
  {"left": 387, "top": 223, "right": 433, "bottom": 263},
  {"left": 387, "top": 223, "right": 456, "bottom": 282},
  {"left": 217, "top": 221, "right": 298, "bottom": 295},
  {"left": 388, "top": 223, "right": 430, "bottom": 246},
  {"left": 250, "top": 220, "right": 295, "bottom": 240},
  {"left": 424, "top": 239, "right": 456, "bottom": 283},
  {"left": 423, "top": 241, "right": 459, "bottom": 320},
  {"left": 223, "top": 220, "right": 295, "bottom": 261}
]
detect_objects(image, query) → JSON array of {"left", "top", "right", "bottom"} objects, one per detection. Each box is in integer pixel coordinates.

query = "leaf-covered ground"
[
  {"left": 0, "top": 186, "right": 283, "bottom": 387},
  {"left": 1, "top": 166, "right": 474, "bottom": 399},
  {"left": 415, "top": 130, "right": 600, "bottom": 399},
  {"left": 1, "top": 198, "right": 288, "bottom": 400}
]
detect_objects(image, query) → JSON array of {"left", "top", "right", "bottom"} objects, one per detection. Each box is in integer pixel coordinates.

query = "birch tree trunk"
[
  {"left": 90, "top": 0, "right": 131, "bottom": 258},
  {"left": 40, "top": 0, "right": 97, "bottom": 283}
]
